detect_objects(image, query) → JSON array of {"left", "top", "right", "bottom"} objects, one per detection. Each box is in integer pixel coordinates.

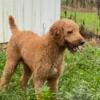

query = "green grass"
[
  {"left": 61, "top": 11, "right": 100, "bottom": 33},
  {"left": 0, "top": 44, "right": 100, "bottom": 100}
]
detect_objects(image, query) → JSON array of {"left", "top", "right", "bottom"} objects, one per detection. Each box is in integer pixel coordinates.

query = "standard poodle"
[{"left": 0, "top": 16, "right": 85, "bottom": 100}]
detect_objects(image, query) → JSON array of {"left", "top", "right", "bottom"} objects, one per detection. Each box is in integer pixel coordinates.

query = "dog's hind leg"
[
  {"left": 0, "top": 45, "right": 20, "bottom": 89},
  {"left": 0, "top": 59, "right": 18, "bottom": 88},
  {"left": 20, "top": 62, "right": 32, "bottom": 89}
]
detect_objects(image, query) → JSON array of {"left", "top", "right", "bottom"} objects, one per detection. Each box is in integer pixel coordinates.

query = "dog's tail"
[{"left": 9, "top": 16, "right": 18, "bottom": 34}]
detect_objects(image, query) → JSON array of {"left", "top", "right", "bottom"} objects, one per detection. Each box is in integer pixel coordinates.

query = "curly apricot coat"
[{"left": 0, "top": 16, "right": 85, "bottom": 100}]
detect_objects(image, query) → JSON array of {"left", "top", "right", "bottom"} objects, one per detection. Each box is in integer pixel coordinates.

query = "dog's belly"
[{"left": 20, "top": 48, "right": 36, "bottom": 69}]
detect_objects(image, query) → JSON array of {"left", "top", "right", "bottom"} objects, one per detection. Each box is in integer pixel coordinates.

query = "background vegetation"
[
  {"left": 0, "top": 0, "right": 100, "bottom": 100},
  {"left": 61, "top": 11, "right": 100, "bottom": 33},
  {"left": 61, "top": 0, "right": 100, "bottom": 34}
]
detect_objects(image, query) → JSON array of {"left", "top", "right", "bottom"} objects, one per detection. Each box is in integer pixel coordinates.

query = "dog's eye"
[{"left": 67, "top": 30, "right": 73, "bottom": 34}]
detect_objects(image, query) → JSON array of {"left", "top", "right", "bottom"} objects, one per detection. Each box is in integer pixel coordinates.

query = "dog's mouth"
[
  {"left": 67, "top": 45, "right": 82, "bottom": 52},
  {"left": 65, "top": 41, "right": 85, "bottom": 53}
]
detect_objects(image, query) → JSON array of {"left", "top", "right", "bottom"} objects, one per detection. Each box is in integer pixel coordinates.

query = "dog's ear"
[
  {"left": 49, "top": 22, "right": 65, "bottom": 46},
  {"left": 50, "top": 22, "right": 64, "bottom": 39}
]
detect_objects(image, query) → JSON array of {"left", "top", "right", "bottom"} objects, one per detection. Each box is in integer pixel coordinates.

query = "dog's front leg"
[
  {"left": 33, "top": 63, "right": 51, "bottom": 100},
  {"left": 48, "top": 78, "right": 59, "bottom": 100},
  {"left": 34, "top": 79, "right": 44, "bottom": 100}
]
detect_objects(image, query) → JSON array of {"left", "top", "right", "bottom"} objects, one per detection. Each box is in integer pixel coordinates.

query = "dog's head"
[{"left": 50, "top": 19, "right": 85, "bottom": 52}]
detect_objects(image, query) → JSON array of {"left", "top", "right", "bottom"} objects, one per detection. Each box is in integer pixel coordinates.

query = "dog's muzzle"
[{"left": 65, "top": 39, "right": 85, "bottom": 52}]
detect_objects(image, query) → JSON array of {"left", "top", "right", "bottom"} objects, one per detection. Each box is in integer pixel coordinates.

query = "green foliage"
[
  {"left": 0, "top": 50, "right": 6, "bottom": 75},
  {"left": 39, "top": 85, "right": 53, "bottom": 100},
  {"left": 0, "top": 44, "right": 100, "bottom": 100},
  {"left": 58, "top": 44, "right": 100, "bottom": 100},
  {"left": 61, "top": 11, "right": 100, "bottom": 32}
]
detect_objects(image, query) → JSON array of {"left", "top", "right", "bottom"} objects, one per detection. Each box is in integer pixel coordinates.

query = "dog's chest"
[{"left": 48, "top": 54, "right": 63, "bottom": 77}]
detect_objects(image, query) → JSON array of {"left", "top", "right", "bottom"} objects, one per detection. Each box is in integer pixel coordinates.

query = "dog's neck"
[
  {"left": 45, "top": 32, "right": 66, "bottom": 53},
  {"left": 44, "top": 33, "right": 65, "bottom": 73}
]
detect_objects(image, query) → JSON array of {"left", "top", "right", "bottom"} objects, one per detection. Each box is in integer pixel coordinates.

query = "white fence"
[{"left": 0, "top": 0, "right": 60, "bottom": 43}]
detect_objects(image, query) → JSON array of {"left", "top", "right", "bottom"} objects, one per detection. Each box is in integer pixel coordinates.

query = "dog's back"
[{"left": 9, "top": 16, "right": 41, "bottom": 50}]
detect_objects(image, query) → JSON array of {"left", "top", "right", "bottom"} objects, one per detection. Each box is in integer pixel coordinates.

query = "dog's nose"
[
  {"left": 80, "top": 40, "right": 85, "bottom": 45},
  {"left": 78, "top": 39, "right": 85, "bottom": 45}
]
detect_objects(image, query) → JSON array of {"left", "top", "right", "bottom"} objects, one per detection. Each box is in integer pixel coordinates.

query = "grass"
[
  {"left": 61, "top": 11, "right": 100, "bottom": 33},
  {"left": 0, "top": 44, "right": 100, "bottom": 100}
]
